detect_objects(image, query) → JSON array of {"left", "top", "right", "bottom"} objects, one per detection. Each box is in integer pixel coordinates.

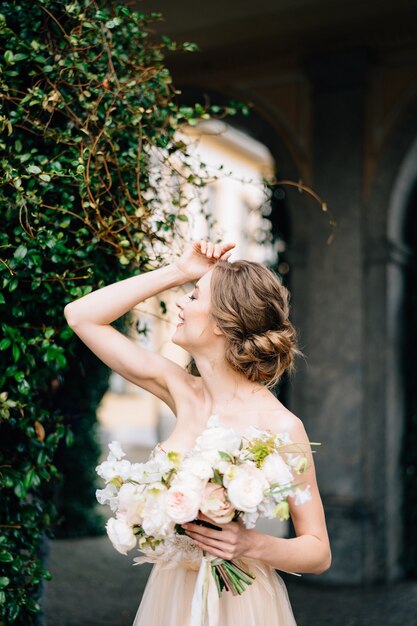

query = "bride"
[{"left": 64, "top": 239, "right": 332, "bottom": 625}]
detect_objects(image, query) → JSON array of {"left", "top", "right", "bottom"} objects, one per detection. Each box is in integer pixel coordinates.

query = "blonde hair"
[{"left": 208, "top": 259, "right": 303, "bottom": 389}]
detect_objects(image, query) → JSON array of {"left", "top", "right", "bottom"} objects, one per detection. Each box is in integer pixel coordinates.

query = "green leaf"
[
  {"left": 0, "top": 338, "right": 10, "bottom": 350},
  {"left": 12, "top": 344, "right": 20, "bottom": 361},
  {"left": 4, "top": 50, "right": 13, "bottom": 64},
  {"left": 23, "top": 468, "right": 37, "bottom": 490},
  {"left": 0, "top": 551, "right": 13, "bottom": 562},
  {"left": 13, "top": 245, "right": 27, "bottom": 260},
  {"left": 65, "top": 428, "right": 74, "bottom": 447},
  {"left": 27, "top": 164, "right": 41, "bottom": 174},
  {"left": 0, "top": 577, "right": 10, "bottom": 588},
  {"left": 0, "top": 293, "right": 5, "bottom": 305},
  {"left": 13, "top": 481, "right": 26, "bottom": 499},
  {"left": 39, "top": 173, "right": 51, "bottom": 182},
  {"left": 218, "top": 450, "right": 233, "bottom": 462}
]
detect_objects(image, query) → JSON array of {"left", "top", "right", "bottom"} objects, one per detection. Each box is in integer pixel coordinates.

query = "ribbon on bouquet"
[{"left": 188, "top": 553, "right": 222, "bottom": 626}]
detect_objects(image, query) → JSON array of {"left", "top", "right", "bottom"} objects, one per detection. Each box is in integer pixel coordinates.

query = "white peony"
[
  {"left": 142, "top": 483, "right": 175, "bottom": 538},
  {"left": 106, "top": 515, "right": 137, "bottom": 555},
  {"left": 227, "top": 466, "right": 268, "bottom": 512},
  {"left": 166, "top": 481, "right": 201, "bottom": 524},
  {"left": 261, "top": 453, "right": 294, "bottom": 486},
  {"left": 195, "top": 415, "right": 242, "bottom": 457},
  {"left": 96, "top": 459, "right": 132, "bottom": 483},
  {"left": 107, "top": 441, "right": 126, "bottom": 461}
]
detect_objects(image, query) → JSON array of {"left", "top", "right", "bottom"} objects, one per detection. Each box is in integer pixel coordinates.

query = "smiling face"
[{"left": 172, "top": 269, "right": 221, "bottom": 351}]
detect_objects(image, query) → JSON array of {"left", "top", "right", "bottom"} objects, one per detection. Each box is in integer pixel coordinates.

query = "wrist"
[
  {"left": 244, "top": 529, "right": 265, "bottom": 560},
  {"left": 170, "top": 260, "right": 195, "bottom": 284}
]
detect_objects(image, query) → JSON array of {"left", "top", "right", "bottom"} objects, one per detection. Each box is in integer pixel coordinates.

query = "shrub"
[{"left": 0, "top": 1, "right": 247, "bottom": 622}]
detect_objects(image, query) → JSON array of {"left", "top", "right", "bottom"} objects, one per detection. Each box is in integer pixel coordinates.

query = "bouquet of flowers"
[{"left": 95, "top": 415, "right": 317, "bottom": 599}]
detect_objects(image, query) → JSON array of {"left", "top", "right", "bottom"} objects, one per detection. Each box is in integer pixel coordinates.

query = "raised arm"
[{"left": 63, "top": 241, "right": 235, "bottom": 414}]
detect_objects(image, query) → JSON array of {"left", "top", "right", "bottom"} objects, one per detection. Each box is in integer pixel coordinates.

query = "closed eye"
[{"left": 188, "top": 294, "right": 197, "bottom": 301}]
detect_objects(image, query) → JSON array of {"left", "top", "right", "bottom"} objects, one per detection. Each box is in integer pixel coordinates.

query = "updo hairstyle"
[{"left": 209, "top": 259, "right": 303, "bottom": 388}]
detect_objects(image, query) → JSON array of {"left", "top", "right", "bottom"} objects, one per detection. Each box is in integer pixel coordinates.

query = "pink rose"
[
  {"left": 166, "top": 482, "right": 201, "bottom": 524},
  {"left": 200, "top": 482, "right": 236, "bottom": 524}
]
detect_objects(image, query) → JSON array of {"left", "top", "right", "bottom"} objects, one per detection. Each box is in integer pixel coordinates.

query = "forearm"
[
  {"left": 245, "top": 530, "right": 331, "bottom": 575},
  {"left": 64, "top": 263, "right": 187, "bottom": 326}
]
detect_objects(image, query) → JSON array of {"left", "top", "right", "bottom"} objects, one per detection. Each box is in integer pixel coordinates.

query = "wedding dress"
[{"left": 131, "top": 441, "right": 298, "bottom": 626}]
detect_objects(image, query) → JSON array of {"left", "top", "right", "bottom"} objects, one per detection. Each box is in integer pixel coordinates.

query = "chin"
[{"left": 171, "top": 328, "right": 184, "bottom": 346}]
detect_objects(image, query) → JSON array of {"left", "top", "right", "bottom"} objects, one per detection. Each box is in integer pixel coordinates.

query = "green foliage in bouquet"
[{"left": 0, "top": 0, "right": 249, "bottom": 623}]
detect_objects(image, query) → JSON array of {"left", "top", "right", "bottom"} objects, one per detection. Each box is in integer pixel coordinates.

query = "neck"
[{"left": 192, "top": 351, "right": 267, "bottom": 416}]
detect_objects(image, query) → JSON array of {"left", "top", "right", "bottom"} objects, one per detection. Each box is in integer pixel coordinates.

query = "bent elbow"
[
  {"left": 315, "top": 550, "right": 332, "bottom": 575},
  {"left": 64, "top": 303, "right": 78, "bottom": 328}
]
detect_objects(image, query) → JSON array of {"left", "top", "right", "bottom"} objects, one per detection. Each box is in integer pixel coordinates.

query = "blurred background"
[{"left": 45, "top": 0, "right": 417, "bottom": 624}]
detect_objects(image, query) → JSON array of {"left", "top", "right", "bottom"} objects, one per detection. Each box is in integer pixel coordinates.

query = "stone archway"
[{"left": 365, "top": 102, "right": 417, "bottom": 582}]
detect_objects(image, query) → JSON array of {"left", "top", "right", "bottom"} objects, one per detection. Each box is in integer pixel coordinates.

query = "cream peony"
[
  {"left": 227, "top": 466, "right": 268, "bottom": 512},
  {"left": 142, "top": 484, "right": 175, "bottom": 538},
  {"left": 106, "top": 515, "right": 137, "bottom": 555},
  {"left": 200, "top": 482, "right": 235, "bottom": 524},
  {"left": 261, "top": 453, "right": 294, "bottom": 486}
]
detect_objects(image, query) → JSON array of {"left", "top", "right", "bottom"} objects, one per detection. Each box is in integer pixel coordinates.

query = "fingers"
[
  {"left": 182, "top": 522, "right": 223, "bottom": 539},
  {"left": 198, "top": 240, "right": 235, "bottom": 261}
]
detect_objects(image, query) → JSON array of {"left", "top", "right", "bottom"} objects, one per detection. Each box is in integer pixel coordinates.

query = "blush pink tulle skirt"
[{"left": 132, "top": 555, "right": 298, "bottom": 626}]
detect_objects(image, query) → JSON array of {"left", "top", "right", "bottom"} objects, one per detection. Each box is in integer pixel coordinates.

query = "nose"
[{"left": 175, "top": 298, "right": 183, "bottom": 310}]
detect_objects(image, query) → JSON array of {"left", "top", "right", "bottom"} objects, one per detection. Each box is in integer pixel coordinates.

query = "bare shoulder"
[{"left": 260, "top": 404, "right": 306, "bottom": 438}]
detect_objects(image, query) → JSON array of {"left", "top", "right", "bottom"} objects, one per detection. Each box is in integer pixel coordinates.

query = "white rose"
[
  {"left": 142, "top": 484, "right": 175, "bottom": 538},
  {"left": 106, "top": 515, "right": 137, "bottom": 555},
  {"left": 182, "top": 456, "right": 214, "bottom": 481},
  {"left": 261, "top": 453, "right": 294, "bottom": 486},
  {"left": 107, "top": 441, "right": 126, "bottom": 461},
  {"left": 96, "top": 459, "right": 132, "bottom": 483},
  {"left": 227, "top": 466, "right": 268, "bottom": 512},
  {"left": 195, "top": 417, "right": 242, "bottom": 456},
  {"left": 96, "top": 483, "right": 119, "bottom": 512},
  {"left": 166, "top": 481, "right": 201, "bottom": 524}
]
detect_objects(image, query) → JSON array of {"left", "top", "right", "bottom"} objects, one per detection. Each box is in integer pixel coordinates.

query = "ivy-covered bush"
[{"left": 0, "top": 1, "right": 248, "bottom": 623}]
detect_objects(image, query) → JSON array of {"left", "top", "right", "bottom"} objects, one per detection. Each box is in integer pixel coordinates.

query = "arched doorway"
[
  {"left": 388, "top": 134, "right": 417, "bottom": 579},
  {"left": 402, "top": 177, "right": 417, "bottom": 578},
  {"left": 367, "top": 107, "right": 417, "bottom": 581}
]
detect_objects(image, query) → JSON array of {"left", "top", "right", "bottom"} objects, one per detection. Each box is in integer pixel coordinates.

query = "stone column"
[{"left": 289, "top": 50, "right": 374, "bottom": 584}]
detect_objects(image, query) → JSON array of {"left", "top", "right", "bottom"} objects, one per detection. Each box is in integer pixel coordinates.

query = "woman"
[{"left": 64, "top": 239, "right": 332, "bottom": 626}]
